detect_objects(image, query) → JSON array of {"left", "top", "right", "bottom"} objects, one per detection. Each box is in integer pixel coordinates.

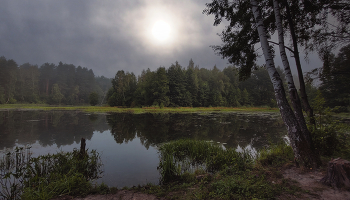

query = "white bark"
[
  {"left": 250, "top": 0, "right": 281, "bottom": 92},
  {"left": 250, "top": 0, "right": 320, "bottom": 167},
  {"left": 250, "top": 0, "right": 303, "bottom": 161},
  {"left": 273, "top": 0, "right": 295, "bottom": 91},
  {"left": 273, "top": 0, "right": 318, "bottom": 158}
]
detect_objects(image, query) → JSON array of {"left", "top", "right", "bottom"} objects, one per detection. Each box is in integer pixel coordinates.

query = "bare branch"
[{"left": 268, "top": 41, "right": 295, "bottom": 54}]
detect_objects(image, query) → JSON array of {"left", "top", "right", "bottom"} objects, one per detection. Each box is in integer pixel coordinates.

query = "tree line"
[
  {"left": 106, "top": 59, "right": 286, "bottom": 108},
  {"left": 0, "top": 56, "right": 112, "bottom": 105}
]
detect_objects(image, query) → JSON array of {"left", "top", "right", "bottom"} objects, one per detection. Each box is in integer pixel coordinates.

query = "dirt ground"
[
  {"left": 282, "top": 166, "right": 350, "bottom": 200},
  {"left": 51, "top": 190, "right": 162, "bottom": 200},
  {"left": 52, "top": 166, "right": 350, "bottom": 200}
]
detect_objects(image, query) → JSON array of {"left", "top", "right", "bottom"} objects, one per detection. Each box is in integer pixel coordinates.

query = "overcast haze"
[{"left": 1, "top": 0, "right": 322, "bottom": 78}]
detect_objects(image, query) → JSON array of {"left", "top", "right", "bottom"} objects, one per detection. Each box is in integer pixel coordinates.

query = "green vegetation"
[
  {"left": 158, "top": 140, "right": 252, "bottom": 183},
  {"left": 89, "top": 92, "right": 99, "bottom": 106},
  {"left": 132, "top": 139, "right": 301, "bottom": 199},
  {"left": 309, "top": 91, "right": 350, "bottom": 159},
  {"left": 0, "top": 57, "right": 112, "bottom": 105},
  {"left": 107, "top": 64, "right": 282, "bottom": 108},
  {"left": 318, "top": 44, "right": 350, "bottom": 112},
  {"left": 0, "top": 147, "right": 103, "bottom": 200},
  {"left": 0, "top": 56, "right": 283, "bottom": 108},
  {"left": 137, "top": 135, "right": 350, "bottom": 199},
  {"left": 0, "top": 104, "right": 278, "bottom": 114}
]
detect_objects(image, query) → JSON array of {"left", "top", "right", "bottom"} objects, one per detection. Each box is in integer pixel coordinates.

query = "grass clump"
[
  {"left": 256, "top": 143, "right": 294, "bottom": 166},
  {"left": 153, "top": 139, "right": 300, "bottom": 199},
  {"left": 158, "top": 139, "right": 252, "bottom": 183},
  {"left": 0, "top": 147, "right": 103, "bottom": 200}
]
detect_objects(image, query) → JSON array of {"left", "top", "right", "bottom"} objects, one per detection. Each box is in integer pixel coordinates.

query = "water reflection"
[
  {"left": 106, "top": 112, "right": 286, "bottom": 150},
  {"left": 0, "top": 111, "right": 286, "bottom": 187},
  {"left": 0, "top": 111, "right": 109, "bottom": 150}
]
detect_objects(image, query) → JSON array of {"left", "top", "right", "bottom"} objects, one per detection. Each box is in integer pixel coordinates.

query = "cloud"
[{"left": 0, "top": 0, "right": 321, "bottom": 78}]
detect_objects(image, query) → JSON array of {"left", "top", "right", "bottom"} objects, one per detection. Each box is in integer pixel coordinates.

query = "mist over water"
[{"left": 0, "top": 110, "right": 286, "bottom": 187}]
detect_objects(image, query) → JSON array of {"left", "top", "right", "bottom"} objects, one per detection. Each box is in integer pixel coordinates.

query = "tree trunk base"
[{"left": 320, "top": 158, "right": 350, "bottom": 190}]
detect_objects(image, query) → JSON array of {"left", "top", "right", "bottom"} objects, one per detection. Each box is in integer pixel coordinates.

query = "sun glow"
[{"left": 152, "top": 20, "right": 171, "bottom": 43}]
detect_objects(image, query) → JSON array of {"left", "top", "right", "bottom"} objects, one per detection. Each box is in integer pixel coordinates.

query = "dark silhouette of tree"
[{"left": 89, "top": 92, "right": 99, "bottom": 106}]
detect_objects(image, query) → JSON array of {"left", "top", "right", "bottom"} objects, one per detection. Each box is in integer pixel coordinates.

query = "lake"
[{"left": 0, "top": 110, "right": 286, "bottom": 187}]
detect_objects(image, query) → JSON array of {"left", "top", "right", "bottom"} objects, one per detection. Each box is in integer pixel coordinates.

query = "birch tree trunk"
[
  {"left": 250, "top": 0, "right": 318, "bottom": 167},
  {"left": 273, "top": 0, "right": 320, "bottom": 166},
  {"left": 283, "top": 0, "right": 315, "bottom": 125}
]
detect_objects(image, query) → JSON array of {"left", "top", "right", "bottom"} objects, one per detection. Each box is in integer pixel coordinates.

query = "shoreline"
[{"left": 0, "top": 104, "right": 279, "bottom": 114}]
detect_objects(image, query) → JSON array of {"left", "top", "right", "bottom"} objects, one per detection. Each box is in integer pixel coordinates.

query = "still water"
[{"left": 0, "top": 110, "right": 286, "bottom": 187}]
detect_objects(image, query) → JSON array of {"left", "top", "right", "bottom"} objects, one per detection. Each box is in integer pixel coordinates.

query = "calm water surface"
[{"left": 0, "top": 110, "right": 286, "bottom": 187}]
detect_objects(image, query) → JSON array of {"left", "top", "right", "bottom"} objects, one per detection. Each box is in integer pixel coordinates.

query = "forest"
[
  {"left": 106, "top": 43, "right": 349, "bottom": 110},
  {"left": 0, "top": 44, "right": 349, "bottom": 110},
  {"left": 106, "top": 60, "right": 283, "bottom": 108},
  {"left": 0, "top": 57, "right": 112, "bottom": 105}
]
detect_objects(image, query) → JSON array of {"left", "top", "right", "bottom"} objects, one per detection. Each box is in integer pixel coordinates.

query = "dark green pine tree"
[
  {"left": 167, "top": 62, "right": 188, "bottom": 107},
  {"left": 185, "top": 59, "right": 199, "bottom": 107},
  {"left": 320, "top": 44, "right": 350, "bottom": 109},
  {"left": 153, "top": 67, "right": 170, "bottom": 107},
  {"left": 0, "top": 57, "right": 18, "bottom": 104},
  {"left": 39, "top": 63, "right": 56, "bottom": 98}
]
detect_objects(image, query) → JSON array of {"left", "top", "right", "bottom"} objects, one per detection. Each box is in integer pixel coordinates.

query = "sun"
[{"left": 152, "top": 20, "right": 171, "bottom": 43}]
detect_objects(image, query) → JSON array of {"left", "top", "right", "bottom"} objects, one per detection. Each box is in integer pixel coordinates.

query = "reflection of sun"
[{"left": 152, "top": 20, "right": 171, "bottom": 43}]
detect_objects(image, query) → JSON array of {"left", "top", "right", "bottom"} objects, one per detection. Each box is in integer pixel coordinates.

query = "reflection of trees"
[
  {"left": 0, "top": 111, "right": 41, "bottom": 149},
  {"left": 0, "top": 111, "right": 287, "bottom": 152},
  {"left": 105, "top": 113, "right": 287, "bottom": 151},
  {"left": 0, "top": 111, "right": 110, "bottom": 150},
  {"left": 106, "top": 114, "right": 137, "bottom": 144},
  {"left": 90, "top": 114, "right": 110, "bottom": 133}
]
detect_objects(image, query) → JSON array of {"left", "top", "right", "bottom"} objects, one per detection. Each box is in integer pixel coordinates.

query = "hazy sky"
[{"left": 1, "top": 0, "right": 322, "bottom": 78}]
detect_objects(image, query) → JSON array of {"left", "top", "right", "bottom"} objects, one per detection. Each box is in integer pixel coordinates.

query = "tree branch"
[{"left": 268, "top": 41, "right": 295, "bottom": 54}]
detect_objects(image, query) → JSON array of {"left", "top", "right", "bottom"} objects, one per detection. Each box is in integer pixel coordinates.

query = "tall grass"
[
  {"left": 256, "top": 143, "right": 294, "bottom": 166},
  {"left": 0, "top": 147, "right": 103, "bottom": 200},
  {"left": 0, "top": 146, "right": 31, "bottom": 199},
  {"left": 157, "top": 139, "right": 252, "bottom": 183},
  {"left": 151, "top": 140, "right": 302, "bottom": 199}
]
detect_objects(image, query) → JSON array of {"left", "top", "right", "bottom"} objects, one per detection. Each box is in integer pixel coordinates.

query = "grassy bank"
[
  {"left": 0, "top": 104, "right": 279, "bottom": 114},
  {"left": 131, "top": 139, "right": 301, "bottom": 199},
  {"left": 2, "top": 138, "right": 349, "bottom": 199},
  {"left": 3, "top": 104, "right": 350, "bottom": 119}
]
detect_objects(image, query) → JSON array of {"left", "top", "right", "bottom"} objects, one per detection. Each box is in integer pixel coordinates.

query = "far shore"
[{"left": 0, "top": 104, "right": 280, "bottom": 114}]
